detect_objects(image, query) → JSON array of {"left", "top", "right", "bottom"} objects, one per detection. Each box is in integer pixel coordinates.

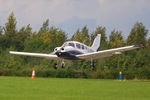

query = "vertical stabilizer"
[{"left": 91, "top": 34, "right": 101, "bottom": 51}]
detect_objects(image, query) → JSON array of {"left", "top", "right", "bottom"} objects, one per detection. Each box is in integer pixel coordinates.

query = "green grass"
[{"left": 0, "top": 76, "right": 149, "bottom": 100}]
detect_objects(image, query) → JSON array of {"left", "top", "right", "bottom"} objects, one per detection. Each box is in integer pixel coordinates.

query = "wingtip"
[
  {"left": 96, "top": 34, "right": 101, "bottom": 36},
  {"left": 6, "top": 51, "right": 10, "bottom": 54},
  {"left": 134, "top": 44, "right": 144, "bottom": 48}
]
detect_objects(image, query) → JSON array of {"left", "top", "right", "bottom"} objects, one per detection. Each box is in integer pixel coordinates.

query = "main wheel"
[
  {"left": 92, "top": 61, "right": 96, "bottom": 71},
  {"left": 53, "top": 63, "right": 58, "bottom": 69},
  {"left": 61, "top": 62, "right": 65, "bottom": 68}
]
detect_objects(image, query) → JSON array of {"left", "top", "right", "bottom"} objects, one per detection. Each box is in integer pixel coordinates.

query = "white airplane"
[{"left": 6, "top": 34, "right": 143, "bottom": 69}]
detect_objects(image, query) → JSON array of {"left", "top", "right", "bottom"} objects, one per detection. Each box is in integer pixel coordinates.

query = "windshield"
[
  {"left": 62, "top": 42, "right": 75, "bottom": 48},
  {"left": 68, "top": 43, "right": 75, "bottom": 47},
  {"left": 62, "top": 43, "right": 67, "bottom": 47}
]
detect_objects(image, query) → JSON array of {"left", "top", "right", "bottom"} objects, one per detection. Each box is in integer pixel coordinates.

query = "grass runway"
[{"left": 0, "top": 76, "right": 149, "bottom": 100}]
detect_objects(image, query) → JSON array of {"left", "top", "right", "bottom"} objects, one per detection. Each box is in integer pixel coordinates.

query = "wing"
[
  {"left": 6, "top": 51, "right": 61, "bottom": 60},
  {"left": 76, "top": 44, "right": 143, "bottom": 60}
]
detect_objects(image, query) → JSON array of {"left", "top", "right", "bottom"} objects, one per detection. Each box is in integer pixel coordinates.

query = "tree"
[
  {"left": 73, "top": 26, "right": 90, "bottom": 45},
  {"left": 0, "top": 26, "right": 3, "bottom": 36},
  {"left": 71, "top": 26, "right": 91, "bottom": 70},
  {"left": 103, "top": 30, "right": 125, "bottom": 72},
  {"left": 0, "top": 26, "right": 4, "bottom": 49},
  {"left": 127, "top": 22, "right": 148, "bottom": 46},
  {"left": 109, "top": 30, "right": 124, "bottom": 48},
  {"left": 42, "top": 26, "right": 57, "bottom": 50},
  {"left": 4, "top": 12, "right": 18, "bottom": 49},
  {"left": 73, "top": 29, "right": 82, "bottom": 42},
  {"left": 91, "top": 26, "right": 108, "bottom": 50},
  {"left": 90, "top": 26, "right": 108, "bottom": 71},
  {"left": 16, "top": 24, "right": 32, "bottom": 50},
  {"left": 56, "top": 30, "right": 67, "bottom": 46},
  {"left": 38, "top": 19, "right": 49, "bottom": 38},
  {"left": 81, "top": 26, "right": 90, "bottom": 45},
  {"left": 17, "top": 25, "right": 32, "bottom": 41},
  {"left": 147, "top": 38, "right": 150, "bottom": 50}
]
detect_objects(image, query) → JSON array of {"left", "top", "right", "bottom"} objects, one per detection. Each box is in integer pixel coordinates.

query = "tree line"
[{"left": 0, "top": 12, "right": 150, "bottom": 79}]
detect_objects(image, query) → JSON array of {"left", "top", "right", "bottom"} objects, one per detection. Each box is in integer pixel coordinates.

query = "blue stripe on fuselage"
[{"left": 68, "top": 50, "right": 83, "bottom": 55}]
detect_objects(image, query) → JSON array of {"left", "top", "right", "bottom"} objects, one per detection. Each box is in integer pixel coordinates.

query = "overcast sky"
[{"left": 0, "top": 0, "right": 150, "bottom": 39}]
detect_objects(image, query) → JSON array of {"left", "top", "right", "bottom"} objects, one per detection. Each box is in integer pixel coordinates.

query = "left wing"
[
  {"left": 6, "top": 51, "right": 61, "bottom": 60},
  {"left": 77, "top": 44, "right": 143, "bottom": 60}
]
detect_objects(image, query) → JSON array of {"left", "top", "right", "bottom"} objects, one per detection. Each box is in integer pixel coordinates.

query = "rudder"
[{"left": 91, "top": 34, "right": 101, "bottom": 51}]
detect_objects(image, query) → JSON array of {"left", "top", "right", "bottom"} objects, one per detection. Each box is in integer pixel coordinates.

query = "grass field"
[{"left": 0, "top": 76, "right": 149, "bottom": 100}]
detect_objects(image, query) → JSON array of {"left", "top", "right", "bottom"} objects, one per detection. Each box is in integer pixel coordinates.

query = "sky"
[{"left": 0, "top": 0, "right": 150, "bottom": 39}]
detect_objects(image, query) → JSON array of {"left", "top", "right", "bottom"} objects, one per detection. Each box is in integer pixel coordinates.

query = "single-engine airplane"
[{"left": 6, "top": 34, "right": 143, "bottom": 69}]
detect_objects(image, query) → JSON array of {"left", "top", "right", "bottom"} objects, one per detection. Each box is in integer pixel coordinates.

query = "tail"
[{"left": 91, "top": 34, "right": 101, "bottom": 51}]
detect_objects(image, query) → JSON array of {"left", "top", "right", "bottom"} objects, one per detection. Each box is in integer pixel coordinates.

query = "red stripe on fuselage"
[{"left": 68, "top": 50, "right": 84, "bottom": 54}]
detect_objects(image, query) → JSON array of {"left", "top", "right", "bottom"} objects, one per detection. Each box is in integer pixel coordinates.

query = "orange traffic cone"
[{"left": 31, "top": 68, "right": 35, "bottom": 79}]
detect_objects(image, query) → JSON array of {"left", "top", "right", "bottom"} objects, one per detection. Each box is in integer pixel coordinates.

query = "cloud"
[
  {"left": 57, "top": 16, "right": 97, "bottom": 37},
  {"left": 0, "top": 0, "right": 150, "bottom": 38}
]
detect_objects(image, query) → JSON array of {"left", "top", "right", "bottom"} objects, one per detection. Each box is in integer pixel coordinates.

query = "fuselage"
[{"left": 54, "top": 41, "right": 95, "bottom": 60}]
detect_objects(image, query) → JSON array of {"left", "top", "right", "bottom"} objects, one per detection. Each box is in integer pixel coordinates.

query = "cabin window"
[
  {"left": 84, "top": 46, "right": 87, "bottom": 50},
  {"left": 76, "top": 43, "right": 80, "bottom": 49},
  {"left": 68, "top": 43, "right": 75, "bottom": 47},
  {"left": 81, "top": 45, "right": 84, "bottom": 49}
]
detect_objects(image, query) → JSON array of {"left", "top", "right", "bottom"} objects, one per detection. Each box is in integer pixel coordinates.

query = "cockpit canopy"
[
  {"left": 62, "top": 41, "right": 88, "bottom": 50},
  {"left": 62, "top": 42, "right": 75, "bottom": 48}
]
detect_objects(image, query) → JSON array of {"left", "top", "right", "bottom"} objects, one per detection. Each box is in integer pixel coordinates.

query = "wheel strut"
[
  {"left": 91, "top": 58, "right": 96, "bottom": 70},
  {"left": 61, "top": 59, "right": 65, "bottom": 68}
]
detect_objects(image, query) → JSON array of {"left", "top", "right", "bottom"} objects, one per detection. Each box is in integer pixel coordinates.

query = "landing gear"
[
  {"left": 91, "top": 58, "right": 96, "bottom": 71},
  {"left": 53, "top": 59, "right": 65, "bottom": 69},
  {"left": 61, "top": 59, "right": 65, "bottom": 68},
  {"left": 53, "top": 63, "right": 58, "bottom": 69},
  {"left": 92, "top": 61, "right": 96, "bottom": 71},
  {"left": 61, "top": 62, "right": 65, "bottom": 68}
]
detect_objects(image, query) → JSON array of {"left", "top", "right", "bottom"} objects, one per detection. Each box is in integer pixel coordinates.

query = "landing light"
[{"left": 113, "top": 52, "right": 122, "bottom": 54}]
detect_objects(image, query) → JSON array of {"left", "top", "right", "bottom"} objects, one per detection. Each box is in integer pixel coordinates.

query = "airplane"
[{"left": 6, "top": 34, "right": 143, "bottom": 69}]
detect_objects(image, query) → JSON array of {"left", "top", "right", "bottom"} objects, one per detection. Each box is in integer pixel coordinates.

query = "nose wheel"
[
  {"left": 61, "top": 59, "right": 65, "bottom": 68},
  {"left": 53, "top": 63, "right": 58, "bottom": 69}
]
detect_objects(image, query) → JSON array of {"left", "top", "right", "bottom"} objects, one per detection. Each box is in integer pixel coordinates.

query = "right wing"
[
  {"left": 77, "top": 44, "right": 143, "bottom": 60},
  {"left": 6, "top": 51, "right": 61, "bottom": 60}
]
